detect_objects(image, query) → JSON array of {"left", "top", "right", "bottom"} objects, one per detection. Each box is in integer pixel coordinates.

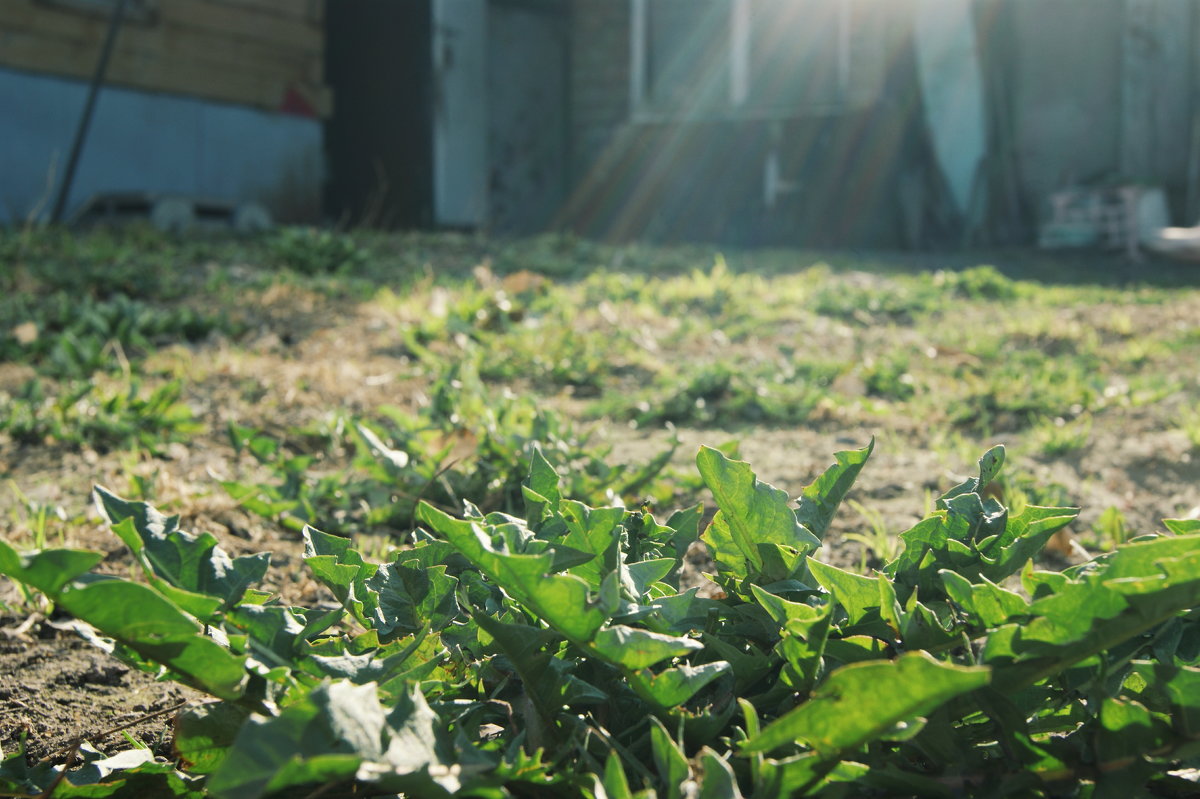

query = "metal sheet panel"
[{"left": 0, "top": 67, "right": 321, "bottom": 224}]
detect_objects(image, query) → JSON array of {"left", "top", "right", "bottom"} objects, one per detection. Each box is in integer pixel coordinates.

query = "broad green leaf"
[
  {"left": 942, "top": 491, "right": 1006, "bottom": 543},
  {"left": 698, "top": 447, "right": 819, "bottom": 579},
  {"left": 639, "top": 588, "right": 723, "bottom": 635},
  {"left": 700, "top": 511, "right": 751, "bottom": 581},
  {"left": 376, "top": 634, "right": 453, "bottom": 696},
  {"left": 56, "top": 580, "right": 247, "bottom": 700},
  {"left": 794, "top": 439, "right": 873, "bottom": 540},
  {"left": 1163, "top": 518, "right": 1200, "bottom": 536},
  {"left": 592, "top": 625, "right": 703, "bottom": 670},
  {"left": 783, "top": 612, "right": 833, "bottom": 690},
  {"left": 524, "top": 448, "right": 562, "bottom": 521},
  {"left": 753, "top": 753, "right": 859, "bottom": 796},
  {"left": 742, "top": 651, "right": 990, "bottom": 755},
  {"left": 94, "top": 487, "right": 269, "bottom": 611},
  {"left": 207, "top": 681, "right": 380, "bottom": 799},
  {"left": 366, "top": 560, "right": 459, "bottom": 639},
  {"left": 0, "top": 743, "right": 206, "bottom": 798},
  {"left": 897, "top": 598, "right": 959, "bottom": 651},
  {"left": 885, "top": 513, "right": 964, "bottom": 596},
  {"left": 939, "top": 445, "right": 1004, "bottom": 505},
  {"left": 1127, "top": 661, "right": 1200, "bottom": 736},
  {"left": 703, "top": 634, "right": 774, "bottom": 693},
  {"left": 877, "top": 573, "right": 903, "bottom": 633},
  {"left": 303, "top": 651, "right": 390, "bottom": 684},
  {"left": 1096, "top": 698, "right": 1161, "bottom": 764},
  {"left": 979, "top": 505, "right": 1078, "bottom": 583},
  {"left": 756, "top": 543, "right": 809, "bottom": 585},
  {"left": 627, "top": 558, "right": 675, "bottom": 598},
  {"left": 1078, "top": 532, "right": 1200, "bottom": 582},
  {"left": 629, "top": 661, "right": 730, "bottom": 709},
  {"left": 649, "top": 717, "right": 690, "bottom": 799},
  {"left": 210, "top": 681, "right": 460, "bottom": 799},
  {"left": 603, "top": 751, "right": 634, "bottom": 799},
  {"left": 749, "top": 583, "right": 825, "bottom": 628},
  {"left": 0, "top": 541, "right": 103, "bottom": 596},
  {"left": 475, "top": 612, "right": 566, "bottom": 741},
  {"left": 822, "top": 635, "right": 890, "bottom": 665},
  {"left": 696, "top": 748, "right": 743, "bottom": 799},
  {"left": 302, "top": 526, "right": 378, "bottom": 627},
  {"left": 940, "top": 570, "right": 1028, "bottom": 627},
  {"left": 560, "top": 499, "right": 625, "bottom": 586},
  {"left": 1022, "top": 581, "right": 1128, "bottom": 645},
  {"left": 176, "top": 703, "right": 250, "bottom": 774},
  {"left": 418, "top": 502, "right": 609, "bottom": 642},
  {"left": 56, "top": 580, "right": 196, "bottom": 640},
  {"left": 807, "top": 559, "right": 879, "bottom": 626},
  {"left": 225, "top": 604, "right": 308, "bottom": 667},
  {"left": 665, "top": 504, "right": 704, "bottom": 560},
  {"left": 527, "top": 447, "right": 562, "bottom": 506},
  {"left": 887, "top": 502, "right": 1077, "bottom": 603},
  {"left": 990, "top": 550, "right": 1200, "bottom": 691}
]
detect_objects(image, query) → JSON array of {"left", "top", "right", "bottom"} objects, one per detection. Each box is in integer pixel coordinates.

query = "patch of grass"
[
  {"left": 1090, "top": 505, "right": 1130, "bottom": 550},
  {"left": 222, "top": 361, "right": 681, "bottom": 537},
  {"left": 0, "top": 376, "right": 202, "bottom": 453},
  {"left": 1, "top": 224, "right": 194, "bottom": 300},
  {"left": 860, "top": 354, "right": 918, "bottom": 401},
  {"left": 613, "top": 360, "right": 835, "bottom": 429},
  {"left": 944, "top": 361, "right": 1101, "bottom": 436},
  {"left": 268, "top": 226, "right": 368, "bottom": 274},
  {"left": 1, "top": 293, "right": 240, "bottom": 379},
  {"left": 6, "top": 482, "right": 67, "bottom": 549},
  {"left": 841, "top": 498, "right": 900, "bottom": 570},
  {"left": 933, "top": 264, "right": 1020, "bottom": 301},
  {"left": 809, "top": 273, "right": 942, "bottom": 324},
  {"left": 1029, "top": 413, "right": 1093, "bottom": 458},
  {"left": 1178, "top": 407, "right": 1200, "bottom": 450}
]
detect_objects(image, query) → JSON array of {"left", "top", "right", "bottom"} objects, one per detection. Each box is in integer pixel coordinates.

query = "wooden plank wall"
[{"left": 0, "top": 0, "right": 330, "bottom": 117}]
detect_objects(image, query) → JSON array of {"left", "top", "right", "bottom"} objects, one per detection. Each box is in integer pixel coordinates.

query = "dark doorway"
[{"left": 324, "top": 1, "right": 433, "bottom": 228}]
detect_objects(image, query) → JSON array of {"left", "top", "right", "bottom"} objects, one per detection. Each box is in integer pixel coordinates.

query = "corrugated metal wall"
[{"left": 0, "top": 68, "right": 321, "bottom": 225}]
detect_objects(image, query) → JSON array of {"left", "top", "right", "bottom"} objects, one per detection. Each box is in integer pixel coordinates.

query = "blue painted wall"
[{"left": 0, "top": 66, "right": 323, "bottom": 225}]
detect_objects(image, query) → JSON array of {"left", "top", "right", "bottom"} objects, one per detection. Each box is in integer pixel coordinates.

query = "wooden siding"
[{"left": 0, "top": 0, "right": 329, "bottom": 117}]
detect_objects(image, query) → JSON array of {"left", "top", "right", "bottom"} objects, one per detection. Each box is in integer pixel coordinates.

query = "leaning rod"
[{"left": 50, "top": 0, "right": 130, "bottom": 224}]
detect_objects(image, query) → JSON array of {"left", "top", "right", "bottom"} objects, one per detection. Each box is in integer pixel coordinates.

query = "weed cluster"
[
  {"left": 223, "top": 362, "right": 681, "bottom": 537},
  {"left": 3, "top": 445, "right": 1199, "bottom": 797}
]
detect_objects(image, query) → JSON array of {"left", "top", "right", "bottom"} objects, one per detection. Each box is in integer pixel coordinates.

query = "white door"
[{"left": 432, "top": 0, "right": 488, "bottom": 227}]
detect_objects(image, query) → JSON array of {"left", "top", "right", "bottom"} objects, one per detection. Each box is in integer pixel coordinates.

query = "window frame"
[{"left": 628, "top": 0, "right": 853, "bottom": 123}]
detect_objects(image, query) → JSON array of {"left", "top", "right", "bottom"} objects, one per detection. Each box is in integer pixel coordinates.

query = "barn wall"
[
  {"left": 0, "top": 67, "right": 322, "bottom": 224},
  {"left": 0, "top": 0, "right": 329, "bottom": 116}
]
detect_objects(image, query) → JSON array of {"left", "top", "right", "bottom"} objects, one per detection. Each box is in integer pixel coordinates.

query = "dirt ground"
[{"left": 3, "top": 266, "right": 1200, "bottom": 765}]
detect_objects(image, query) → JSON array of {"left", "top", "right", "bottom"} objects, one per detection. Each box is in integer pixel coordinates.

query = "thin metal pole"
[{"left": 50, "top": 0, "right": 130, "bottom": 224}]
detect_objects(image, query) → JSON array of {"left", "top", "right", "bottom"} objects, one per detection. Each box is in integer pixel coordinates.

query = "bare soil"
[{"left": 0, "top": 615, "right": 197, "bottom": 762}]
